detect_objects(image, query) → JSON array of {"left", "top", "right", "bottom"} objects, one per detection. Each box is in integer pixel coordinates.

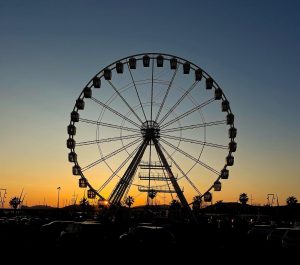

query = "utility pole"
[{"left": 57, "top": 187, "right": 61, "bottom": 208}]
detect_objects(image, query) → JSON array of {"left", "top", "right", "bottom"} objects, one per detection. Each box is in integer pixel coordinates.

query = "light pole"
[{"left": 57, "top": 187, "right": 61, "bottom": 208}]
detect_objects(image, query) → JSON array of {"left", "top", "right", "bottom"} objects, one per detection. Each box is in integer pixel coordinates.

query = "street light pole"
[{"left": 57, "top": 187, "right": 61, "bottom": 208}]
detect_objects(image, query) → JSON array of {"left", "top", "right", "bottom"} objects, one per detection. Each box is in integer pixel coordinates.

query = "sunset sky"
[{"left": 0, "top": 0, "right": 299, "bottom": 208}]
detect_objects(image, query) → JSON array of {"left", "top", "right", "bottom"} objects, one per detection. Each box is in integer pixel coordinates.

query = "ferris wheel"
[{"left": 67, "top": 53, "right": 237, "bottom": 220}]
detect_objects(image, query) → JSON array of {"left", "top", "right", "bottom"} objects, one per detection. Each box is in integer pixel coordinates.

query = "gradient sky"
[{"left": 0, "top": 0, "right": 299, "bottom": 207}]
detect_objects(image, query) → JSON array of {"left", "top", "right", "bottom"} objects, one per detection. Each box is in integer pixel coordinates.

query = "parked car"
[
  {"left": 266, "top": 227, "right": 290, "bottom": 248},
  {"left": 40, "top": 220, "right": 75, "bottom": 245},
  {"left": 282, "top": 228, "right": 300, "bottom": 249},
  {"left": 119, "top": 225, "right": 176, "bottom": 246}
]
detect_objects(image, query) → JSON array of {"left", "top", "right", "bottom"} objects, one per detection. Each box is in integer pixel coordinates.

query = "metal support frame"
[
  {"left": 109, "top": 139, "right": 149, "bottom": 205},
  {"left": 153, "top": 139, "right": 198, "bottom": 224}
]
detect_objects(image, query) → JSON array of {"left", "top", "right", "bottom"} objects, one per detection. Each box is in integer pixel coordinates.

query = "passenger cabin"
[
  {"left": 170, "top": 58, "right": 177, "bottom": 69},
  {"left": 84, "top": 87, "right": 92, "bottom": 98},
  {"left": 227, "top": 113, "right": 234, "bottom": 125},
  {"left": 195, "top": 69, "right": 203, "bottom": 81},
  {"left": 229, "top": 127, "right": 237, "bottom": 138},
  {"left": 229, "top": 141, "right": 237, "bottom": 152},
  {"left": 72, "top": 165, "right": 81, "bottom": 175},
  {"left": 157, "top": 55, "right": 164, "bottom": 67},
  {"left": 87, "top": 189, "right": 96, "bottom": 199},
  {"left": 206, "top": 77, "right": 213, "bottom": 89},
  {"left": 220, "top": 169, "right": 229, "bottom": 179},
  {"left": 222, "top": 100, "right": 230, "bottom": 112},
  {"left": 67, "top": 124, "right": 76, "bottom": 136},
  {"left": 76, "top": 99, "right": 85, "bottom": 110},
  {"left": 215, "top": 88, "right": 222, "bottom": 100},
  {"left": 68, "top": 152, "right": 77, "bottom": 163},
  {"left": 93, "top": 77, "right": 101, "bottom": 88},
  {"left": 104, "top": 68, "right": 112, "bottom": 80},
  {"left": 143, "top": 55, "right": 150, "bottom": 67},
  {"left": 204, "top": 192, "right": 212, "bottom": 202},
  {"left": 129, "top": 57, "right": 136, "bottom": 69},
  {"left": 67, "top": 138, "right": 75, "bottom": 149},
  {"left": 116, "top": 62, "right": 123, "bottom": 73},
  {"left": 214, "top": 180, "right": 222, "bottom": 191},
  {"left": 71, "top": 111, "right": 79, "bottom": 122},
  {"left": 79, "top": 178, "right": 87, "bottom": 188},
  {"left": 226, "top": 155, "right": 234, "bottom": 166},
  {"left": 183, "top": 62, "right": 190, "bottom": 74}
]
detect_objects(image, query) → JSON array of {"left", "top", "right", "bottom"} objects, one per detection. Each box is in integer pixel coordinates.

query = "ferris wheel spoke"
[
  {"left": 91, "top": 97, "right": 141, "bottom": 128},
  {"left": 160, "top": 134, "right": 228, "bottom": 149},
  {"left": 158, "top": 81, "right": 199, "bottom": 126},
  {"left": 76, "top": 134, "right": 141, "bottom": 146},
  {"left": 82, "top": 137, "right": 142, "bottom": 172},
  {"left": 127, "top": 64, "right": 147, "bottom": 121},
  {"left": 97, "top": 142, "right": 142, "bottom": 192},
  {"left": 160, "top": 120, "right": 226, "bottom": 133},
  {"left": 160, "top": 138, "right": 220, "bottom": 175},
  {"left": 160, "top": 97, "right": 215, "bottom": 129},
  {"left": 79, "top": 118, "right": 140, "bottom": 133},
  {"left": 150, "top": 58, "right": 154, "bottom": 120},
  {"left": 155, "top": 67, "right": 178, "bottom": 122},
  {"left": 158, "top": 142, "right": 202, "bottom": 195},
  {"left": 107, "top": 80, "right": 144, "bottom": 124}
]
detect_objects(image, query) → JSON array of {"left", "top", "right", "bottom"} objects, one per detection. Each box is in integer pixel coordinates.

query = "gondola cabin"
[
  {"left": 229, "top": 141, "right": 237, "bottom": 152},
  {"left": 206, "top": 77, "right": 213, "bottom": 89},
  {"left": 67, "top": 124, "right": 76, "bottom": 136},
  {"left": 229, "top": 127, "right": 237, "bottom": 139},
  {"left": 116, "top": 62, "right": 123, "bottom": 73},
  {"left": 79, "top": 178, "right": 87, "bottom": 188},
  {"left": 93, "top": 77, "right": 101, "bottom": 88},
  {"left": 129, "top": 57, "right": 136, "bottom": 69},
  {"left": 84, "top": 87, "right": 92, "bottom": 98},
  {"left": 227, "top": 113, "right": 234, "bottom": 125},
  {"left": 72, "top": 165, "right": 81, "bottom": 175},
  {"left": 143, "top": 55, "right": 150, "bottom": 67},
  {"left": 183, "top": 62, "right": 190, "bottom": 74},
  {"left": 204, "top": 192, "right": 212, "bottom": 202},
  {"left": 215, "top": 88, "right": 223, "bottom": 100},
  {"left": 220, "top": 168, "right": 229, "bottom": 179},
  {"left": 104, "top": 68, "right": 112, "bottom": 80},
  {"left": 170, "top": 58, "right": 177, "bottom": 69},
  {"left": 76, "top": 99, "right": 85, "bottom": 110},
  {"left": 87, "top": 189, "right": 96, "bottom": 199},
  {"left": 157, "top": 55, "right": 164, "bottom": 67},
  {"left": 226, "top": 154, "right": 234, "bottom": 166},
  {"left": 195, "top": 69, "right": 202, "bottom": 81},
  {"left": 67, "top": 138, "right": 75, "bottom": 149},
  {"left": 222, "top": 100, "right": 230, "bottom": 112},
  {"left": 71, "top": 111, "right": 79, "bottom": 122},
  {"left": 214, "top": 180, "right": 222, "bottom": 191},
  {"left": 68, "top": 152, "right": 77, "bottom": 163}
]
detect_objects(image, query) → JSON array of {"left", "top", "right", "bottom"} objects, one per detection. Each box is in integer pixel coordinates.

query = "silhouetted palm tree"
[
  {"left": 125, "top": 196, "right": 134, "bottom": 208},
  {"left": 239, "top": 193, "right": 249, "bottom": 205},
  {"left": 286, "top": 196, "right": 298, "bottom": 205},
  {"left": 9, "top": 197, "right": 21, "bottom": 209}
]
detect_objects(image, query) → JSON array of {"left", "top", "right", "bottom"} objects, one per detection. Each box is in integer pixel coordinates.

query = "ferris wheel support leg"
[
  {"left": 109, "top": 139, "right": 148, "bottom": 205},
  {"left": 153, "top": 139, "right": 198, "bottom": 224}
]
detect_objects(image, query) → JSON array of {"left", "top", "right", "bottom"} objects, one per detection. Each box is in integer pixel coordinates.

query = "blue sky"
[{"left": 0, "top": 0, "right": 299, "bottom": 206}]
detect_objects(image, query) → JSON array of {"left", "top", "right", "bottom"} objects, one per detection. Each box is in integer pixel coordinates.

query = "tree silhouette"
[
  {"left": 79, "top": 197, "right": 90, "bottom": 213},
  {"left": 239, "top": 193, "right": 249, "bottom": 205},
  {"left": 125, "top": 196, "right": 134, "bottom": 208},
  {"left": 9, "top": 197, "right": 21, "bottom": 209},
  {"left": 286, "top": 196, "right": 298, "bottom": 205},
  {"left": 192, "top": 196, "right": 202, "bottom": 211}
]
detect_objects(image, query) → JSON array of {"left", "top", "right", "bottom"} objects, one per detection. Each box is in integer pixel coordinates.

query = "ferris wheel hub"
[{"left": 141, "top": 120, "right": 160, "bottom": 140}]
